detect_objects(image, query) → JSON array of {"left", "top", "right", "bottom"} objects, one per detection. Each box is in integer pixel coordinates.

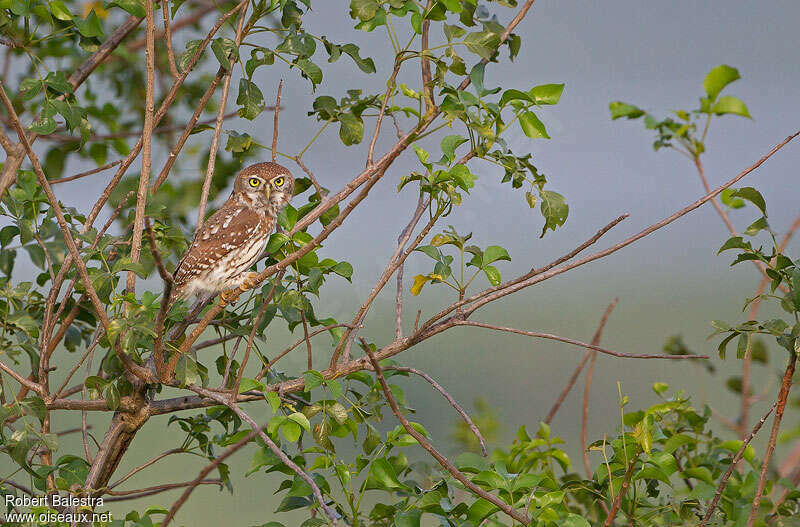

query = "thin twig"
[
  {"left": 396, "top": 194, "right": 426, "bottom": 339},
  {"left": 230, "top": 271, "right": 283, "bottom": 396},
  {"left": 700, "top": 402, "right": 777, "bottom": 526},
  {"left": 49, "top": 159, "right": 123, "bottom": 185},
  {"left": 545, "top": 298, "right": 618, "bottom": 424},
  {"left": 272, "top": 80, "right": 282, "bottom": 163},
  {"left": 364, "top": 343, "right": 529, "bottom": 525},
  {"left": 330, "top": 195, "right": 432, "bottom": 368},
  {"left": 739, "top": 209, "right": 800, "bottom": 438},
  {"left": 162, "top": 0, "right": 179, "bottom": 80},
  {"left": 196, "top": 1, "right": 250, "bottom": 231},
  {"left": 109, "top": 448, "right": 186, "bottom": 489},
  {"left": 255, "top": 323, "right": 351, "bottom": 381},
  {"left": 187, "top": 386, "right": 339, "bottom": 524},
  {"left": 384, "top": 365, "right": 487, "bottom": 456},
  {"left": 604, "top": 458, "right": 637, "bottom": 526},
  {"left": 747, "top": 352, "right": 797, "bottom": 526},
  {"left": 126, "top": 0, "right": 157, "bottom": 296},
  {"left": 455, "top": 320, "right": 707, "bottom": 360}
]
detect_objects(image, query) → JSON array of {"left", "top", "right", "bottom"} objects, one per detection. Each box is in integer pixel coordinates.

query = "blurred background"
[{"left": 4, "top": 1, "right": 800, "bottom": 524}]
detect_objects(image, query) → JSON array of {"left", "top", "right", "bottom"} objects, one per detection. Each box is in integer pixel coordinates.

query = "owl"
[{"left": 171, "top": 162, "right": 294, "bottom": 305}]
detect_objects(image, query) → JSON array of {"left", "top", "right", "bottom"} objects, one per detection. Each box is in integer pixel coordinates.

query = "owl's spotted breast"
[
  {"left": 171, "top": 162, "right": 294, "bottom": 304},
  {"left": 172, "top": 202, "right": 273, "bottom": 301}
]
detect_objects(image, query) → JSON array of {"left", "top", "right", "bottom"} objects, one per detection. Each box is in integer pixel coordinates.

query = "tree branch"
[
  {"left": 545, "top": 298, "right": 618, "bottom": 424},
  {"left": 454, "top": 320, "right": 707, "bottom": 360},
  {"left": 364, "top": 344, "right": 529, "bottom": 525}
]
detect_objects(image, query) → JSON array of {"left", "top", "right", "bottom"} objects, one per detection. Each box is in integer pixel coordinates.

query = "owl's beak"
[{"left": 264, "top": 186, "right": 271, "bottom": 199}]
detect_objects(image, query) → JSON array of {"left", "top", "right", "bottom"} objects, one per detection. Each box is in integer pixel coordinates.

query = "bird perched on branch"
[{"left": 171, "top": 162, "right": 294, "bottom": 305}]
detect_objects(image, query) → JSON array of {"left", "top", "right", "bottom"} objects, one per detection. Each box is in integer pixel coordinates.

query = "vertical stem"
[
  {"left": 126, "top": 0, "right": 157, "bottom": 295},
  {"left": 747, "top": 351, "right": 797, "bottom": 526}
]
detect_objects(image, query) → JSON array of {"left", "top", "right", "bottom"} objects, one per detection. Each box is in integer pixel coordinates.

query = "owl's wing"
[{"left": 173, "top": 203, "right": 269, "bottom": 291}]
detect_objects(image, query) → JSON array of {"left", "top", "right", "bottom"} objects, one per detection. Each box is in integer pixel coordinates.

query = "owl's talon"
[
  {"left": 239, "top": 272, "right": 259, "bottom": 292},
  {"left": 219, "top": 290, "right": 235, "bottom": 307}
]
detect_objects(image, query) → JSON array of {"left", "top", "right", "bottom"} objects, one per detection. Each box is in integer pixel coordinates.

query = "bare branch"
[
  {"left": 126, "top": 0, "right": 158, "bottom": 296},
  {"left": 152, "top": 74, "right": 226, "bottom": 191},
  {"left": 49, "top": 159, "right": 123, "bottom": 185},
  {"left": 454, "top": 130, "right": 800, "bottom": 319},
  {"left": 455, "top": 320, "right": 707, "bottom": 360},
  {"left": 603, "top": 457, "right": 636, "bottom": 526},
  {"left": 747, "top": 352, "right": 796, "bottom": 526},
  {"left": 397, "top": 194, "right": 426, "bottom": 339},
  {"left": 186, "top": 386, "right": 339, "bottom": 524},
  {"left": 162, "top": 0, "right": 180, "bottom": 80},
  {"left": 0, "top": 82, "right": 156, "bottom": 384},
  {"left": 272, "top": 80, "right": 282, "bottom": 163},
  {"left": 109, "top": 448, "right": 187, "bottom": 490},
  {"left": 364, "top": 344, "right": 529, "bottom": 525},
  {"left": 106, "top": 479, "right": 221, "bottom": 497},
  {"left": 545, "top": 298, "right": 618, "bottom": 424},
  {"left": 196, "top": 2, "right": 249, "bottom": 232},
  {"left": 331, "top": 195, "right": 431, "bottom": 368},
  {"left": 366, "top": 59, "right": 402, "bottom": 167},
  {"left": 700, "top": 402, "right": 776, "bottom": 527},
  {"left": 255, "top": 323, "right": 352, "bottom": 381},
  {"left": 384, "top": 365, "right": 487, "bottom": 457}
]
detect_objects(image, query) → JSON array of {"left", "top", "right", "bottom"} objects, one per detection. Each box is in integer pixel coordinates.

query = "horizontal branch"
[{"left": 455, "top": 320, "right": 708, "bottom": 360}]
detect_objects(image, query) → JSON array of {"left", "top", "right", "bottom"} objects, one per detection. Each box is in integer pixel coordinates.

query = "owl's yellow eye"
[
  {"left": 273, "top": 176, "right": 285, "bottom": 187},
  {"left": 248, "top": 177, "right": 261, "bottom": 187}
]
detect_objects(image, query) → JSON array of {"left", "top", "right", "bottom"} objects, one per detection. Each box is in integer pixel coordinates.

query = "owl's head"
[{"left": 234, "top": 162, "right": 295, "bottom": 209}]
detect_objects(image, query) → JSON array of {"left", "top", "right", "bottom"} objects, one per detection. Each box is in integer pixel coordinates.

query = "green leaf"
[
  {"left": 483, "top": 245, "right": 510, "bottom": 265},
  {"left": 519, "top": 111, "right": 549, "bottom": 139},
  {"left": 717, "top": 236, "right": 749, "bottom": 254},
  {"left": 178, "top": 40, "right": 202, "bottom": 72},
  {"left": 339, "top": 43, "right": 376, "bottom": 74},
  {"left": 712, "top": 95, "right": 751, "bottom": 118},
  {"left": 728, "top": 187, "right": 767, "bottom": 215},
  {"left": 238, "top": 378, "right": 265, "bottom": 393},
  {"left": 539, "top": 190, "right": 569, "bottom": 237},
  {"left": 703, "top": 64, "right": 740, "bottom": 101},
  {"left": 225, "top": 131, "right": 253, "bottom": 153},
  {"left": 350, "top": 0, "right": 379, "bottom": 21},
  {"left": 562, "top": 514, "right": 591, "bottom": 527},
  {"left": 609, "top": 101, "right": 645, "bottom": 120},
  {"left": 744, "top": 216, "right": 769, "bottom": 236},
  {"left": 294, "top": 59, "right": 322, "bottom": 87},
  {"left": 287, "top": 412, "right": 311, "bottom": 431},
  {"left": 720, "top": 188, "right": 745, "bottom": 209},
  {"left": 331, "top": 261, "right": 353, "bottom": 280},
  {"left": 338, "top": 113, "right": 364, "bottom": 145},
  {"left": 464, "top": 27, "right": 501, "bottom": 60},
  {"left": 236, "top": 79, "right": 265, "bottom": 120},
  {"left": 499, "top": 89, "right": 532, "bottom": 107},
  {"left": 211, "top": 38, "right": 238, "bottom": 70},
  {"left": 108, "top": 0, "right": 144, "bottom": 17},
  {"left": 174, "top": 355, "right": 200, "bottom": 386},
  {"left": 75, "top": 10, "right": 104, "bottom": 38},
  {"left": 48, "top": 0, "right": 72, "bottom": 20},
  {"left": 482, "top": 265, "right": 501, "bottom": 286},
  {"left": 394, "top": 510, "right": 421, "bottom": 527},
  {"left": 530, "top": 83, "right": 564, "bottom": 105},
  {"left": 304, "top": 370, "right": 325, "bottom": 390},
  {"left": 365, "top": 458, "right": 405, "bottom": 491},
  {"left": 467, "top": 498, "right": 500, "bottom": 523},
  {"left": 440, "top": 134, "right": 468, "bottom": 164}
]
